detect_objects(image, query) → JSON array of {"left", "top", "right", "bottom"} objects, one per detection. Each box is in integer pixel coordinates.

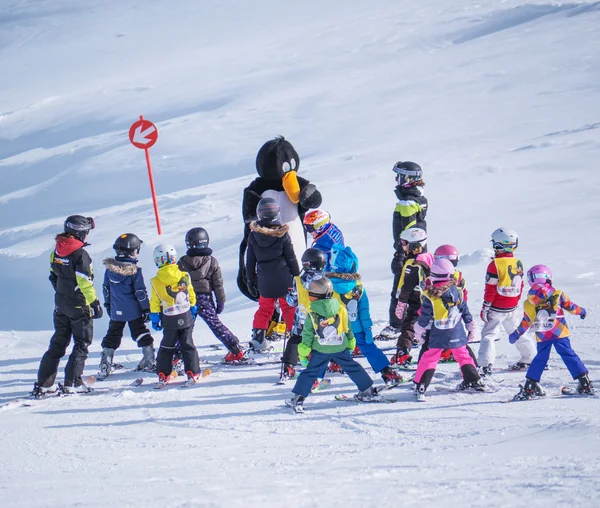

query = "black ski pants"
[
  {"left": 101, "top": 317, "right": 153, "bottom": 350},
  {"left": 38, "top": 310, "right": 93, "bottom": 388},
  {"left": 282, "top": 333, "right": 302, "bottom": 366},
  {"left": 397, "top": 304, "right": 420, "bottom": 351},
  {"left": 156, "top": 326, "right": 199, "bottom": 377},
  {"left": 388, "top": 273, "right": 402, "bottom": 329}
]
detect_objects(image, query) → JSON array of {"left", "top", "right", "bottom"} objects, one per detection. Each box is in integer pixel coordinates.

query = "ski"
[
  {"left": 181, "top": 368, "right": 211, "bottom": 388},
  {"left": 154, "top": 370, "right": 180, "bottom": 389},
  {"left": 434, "top": 384, "right": 501, "bottom": 394},
  {"left": 378, "top": 376, "right": 415, "bottom": 392},
  {"left": 560, "top": 386, "right": 596, "bottom": 397},
  {"left": 334, "top": 394, "right": 397, "bottom": 403}
]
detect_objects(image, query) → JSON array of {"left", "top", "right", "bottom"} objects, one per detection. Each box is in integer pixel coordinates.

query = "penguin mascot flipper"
[{"left": 237, "top": 136, "right": 322, "bottom": 301}]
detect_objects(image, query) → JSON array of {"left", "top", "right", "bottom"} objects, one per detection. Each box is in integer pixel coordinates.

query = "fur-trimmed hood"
[
  {"left": 324, "top": 272, "right": 361, "bottom": 281},
  {"left": 103, "top": 257, "right": 139, "bottom": 276},
  {"left": 250, "top": 221, "right": 290, "bottom": 238},
  {"left": 426, "top": 278, "right": 456, "bottom": 298},
  {"left": 325, "top": 271, "right": 361, "bottom": 295}
]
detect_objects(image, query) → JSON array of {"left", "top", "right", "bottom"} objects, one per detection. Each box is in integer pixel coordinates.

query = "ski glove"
[
  {"left": 580, "top": 308, "right": 587, "bottom": 320},
  {"left": 104, "top": 303, "right": 110, "bottom": 316},
  {"left": 466, "top": 321, "right": 477, "bottom": 342},
  {"left": 298, "top": 343, "right": 311, "bottom": 367},
  {"left": 216, "top": 300, "right": 225, "bottom": 315},
  {"left": 508, "top": 331, "right": 521, "bottom": 344},
  {"left": 390, "top": 250, "right": 404, "bottom": 275},
  {"left": 480, "top": 302, "right": 492, "bottom": 323},
  {"left": 395, "top": 301, "right": 407, "bottom": 321},
  {"left": 364, "top": 328, "right": 374, "bottom": 344},
  {"left": 150, "top": 313, "right": 162, "bottom": 331},
  {"left": 347, "top": 337, "right": 356, "bottom": 352},
  {"left": 141, "top": 311, "right": 151, "bottom": 323},
  {"left": 247, "top": 280, "right": 259, "bottom": 300},
  {"left": 413, "top": 322, "right": 426, "bottom": 344},
  {"left": 90, "top": 300, "right": 103, "bottom": 320},
  {"left": 190, "top": 305, "right": 198, "bottom": 320}
]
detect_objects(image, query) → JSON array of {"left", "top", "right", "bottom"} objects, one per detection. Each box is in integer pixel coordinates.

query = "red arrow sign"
[{"left": 129, "top": 118, "right": 158, "bottom": 149}]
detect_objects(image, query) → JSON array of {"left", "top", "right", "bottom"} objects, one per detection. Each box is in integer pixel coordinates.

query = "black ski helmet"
[
  {"left": 307, "top": 276, "right": 334, "bottom": 300},
  {"left": 301, "top": 248, "right": 327, "bottom": 273},
  {"left": 113, "top": 233, "right": 143, "bottom": 257},
  {"left": 256, "top": 197, "right": 281, "bottom": 225},
  {"left": 185, "top": 227, "right": 210, "bottom": 249},
  {"left": 64, "top": 215, "right": 95, "bottom": 242},
  {"left": 393, "top": 161, "right": 423, "bottom": 187}
]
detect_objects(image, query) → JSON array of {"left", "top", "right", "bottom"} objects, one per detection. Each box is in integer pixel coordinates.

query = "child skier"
[
  {"left": 303, "top": 209, "right": 345, "bottom": 269},
  {"left": 246, "top": 197, "right": 300, "bottom": 351},
  {"left": 478, "top": 228, "right": 535, "bottom": 376},
  {"left": 379, "top": 161, "right": 428, "bottom": 341},
  {"left": 285, "top": 276, "right": 381, "bottom": 412},
  {"left": 33, "top": 215, "right": 103, "bottom": 396},
  {"left": 149, "top": 244, "right": 202, "bottom": 386},
  {"left": 413, "top": 258, "right": 482, "bottom": 400},
  {"left": 99, "top": 233, "right": 154, "bottom": 378},
  {"left": 281, "top": 248, "right": 327, "bottom": 381},
  {"left": 509, "top": 265, "right": 593, "bottom": 400},
  {"left": 327, "top": 244, "right": 402, "bottom": 385},
  {"left": 178, "top": 227, "right": 246, "bottom": 363},
  {"left": 391, "top": 227, "right": 432, "bottom": 367}
]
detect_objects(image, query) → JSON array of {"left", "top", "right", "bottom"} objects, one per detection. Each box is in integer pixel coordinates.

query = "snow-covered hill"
[{"left": 1, "top": 1, "right": 599, "bottom": 506}]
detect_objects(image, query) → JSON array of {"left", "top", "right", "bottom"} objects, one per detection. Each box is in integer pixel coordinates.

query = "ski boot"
[
  {"left": 354, "top": 386, "right": 383, "bottom": 402},
  {"left": 390, "top": 348, "right": 412, "bottom": 368},
  {"left": 279, "top": 364, "right": 296, "bottom": 383},
  {"left": 285, "top": 394, "right": 305, "bottom": 413},
  {"left": 327, "top": 361, "right": 344, "bottom": 374},
  {"left": 381, "top": 366, "right": 403, "bottom": 385},
  {"left": 61, "top": 382, "right": 92, "bottom": 395},
  {"left": 376, "top": 325, "right": 402, "bottom": 341},
  {"left": 414, "top": 383, "right": 427, "bottom": 402},
  {"left": 439, "top": 349, "right": 454, "bottom": 363},
  {"left": 508, "top": 361, "right": 530, "bottom": 371},
  {"left": 223, "top": 345, "right": 248, "bottom": 364},
  {"left": 576, "top": 373, "right": 595, "bottom": 395},
  {"left": 351, "top": 346, "right": 361, "bottom": 357},
  {"left": 156, "top": 372, "right": 171, "bottom": 388},
  {"left": 137, "top": 345, "right": 156, "bottom": 372},
  {"left": 513, "top": 378, "right": 546, "bottom": 401},
  {"left": 479, "top": 364, "right": 493, "bottom": 377},
  {"left": 30, "top": 382, "right": 58, "bottom": 399},
  {"left": 99, "top": 347, "right": 115, "bottom": 379},
  {"left": 250, "top": 328, "right": 270, "bottom": 352},
  {"left": 457, "top": 379, "right": 486, "bottom": 392}
]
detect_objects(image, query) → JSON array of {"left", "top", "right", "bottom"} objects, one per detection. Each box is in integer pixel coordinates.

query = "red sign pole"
[{"left": 129, "top": 115, "right": 162, "bottom": 235}]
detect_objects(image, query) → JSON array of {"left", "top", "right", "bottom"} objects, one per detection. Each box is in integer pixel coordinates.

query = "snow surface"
[{"left": 1, "top": 1, "right": 600, "bottom": 506}]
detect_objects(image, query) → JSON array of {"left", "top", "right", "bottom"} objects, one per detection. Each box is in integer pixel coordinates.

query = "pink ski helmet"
[
  {"left": 527, "top": 264, "right": 552, "bottom": 287},
  {"left": 434, "top": 244, "right": 460, "bottom": 267},
  {"left": 429, "top": 258, "right": 455, "bottom": 283}
]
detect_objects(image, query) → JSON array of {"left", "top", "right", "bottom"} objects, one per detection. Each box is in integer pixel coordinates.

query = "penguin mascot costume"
[{"left": 237, "top": 136, "right": 323, "bottom": 300}]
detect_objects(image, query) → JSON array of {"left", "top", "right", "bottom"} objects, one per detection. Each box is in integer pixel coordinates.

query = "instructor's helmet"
[
  {"left": 527, "top": 265, "right": 552, "bottom": 287},
  {"left": 393, "top": 161, "right": 423, "bottom": 187},
  {"left": 113, "top": 234, "right": 143, "bottom": 257},
  {"left": 491, "top": 228, "right": 519, "bottom": 253},
  {"left": 303, "top": 209, "right": 331, "bottom": 237},
  {"left": 64, "top": 215, "right": 95, "bottom": 242},
  {"left": 256, "top": 197, "right": 281, "bottom": 226},
  {"left": 400, "top": 227, "right": 427, "bottom": 253},
  {"left": 153, "top": 244, "right": 177, "bottom": 268},
  {"left": 185, "top": 227, "right": 210, "bottom": 249},
  {"left": 434, "top": 244, "right": 460, "bottom": 267},
  {"left": 301, "top": 248, "right": 327, "bottom": 273},
  {"left": 429, "top": 258, "right": 455, "bottom": 283},
  {"left": 307, "top": 276, "right": 334, "bottom": 300}
]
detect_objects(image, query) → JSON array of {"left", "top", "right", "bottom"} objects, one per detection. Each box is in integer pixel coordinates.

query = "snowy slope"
[{"left": 1, "top": 1, "right": 600, "bottom": 506}]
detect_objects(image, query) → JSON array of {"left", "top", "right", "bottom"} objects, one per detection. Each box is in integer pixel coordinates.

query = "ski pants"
[
  {"left": 282, "top": 332, "right": 302, "bottom": 366},
  {"left": 418, "top": 332, "right": 478, "bottom": 367},
  {"left": 293, "top": 349, "right": 373, "bottom": 398},
  {"left": 478, "top": 309, "right": 535, "bottom": 367},
  {"left": 527, "top": 338, "right": 587, "bottom": 382},
  {"left": 253, "top": 296, "right": 295, "bottom": 332},
  {"left": 38, "top": 309, "right": 93, "bottom": 388},
  {"left": 388, "top": 273, "right": 402, "bottom": 328},
  {"left": 415, "top": 346, "right": 479, "bottom": 390},
  {"left": 196, "top": 294, "right": 239, "bottom": 352},
  {"left": 396, "top": 304, "right": 420, "bottom": 351},
  {"left": 156, "top": 326, "right": 199, "bottom": 377},
  {"left": 355, "top": 331, "right": 390, "bottom": 373},
  {"left": 101, "top": 317, "right": 153, "bottom": 350}
]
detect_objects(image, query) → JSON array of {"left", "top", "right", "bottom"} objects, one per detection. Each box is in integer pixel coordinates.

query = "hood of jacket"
[
  {"left": 394, "top": 185, "right": 424, "bottom": 201},
  {"left": 325, "top": 272, "right": 360, "bottom": 295},
  {"left": 103, "top": 257, "right": 138, "bottom": 276},
  {"left": 426, "top": 278, "right": 456, "bottom": 298},
  {"left": 55, "top": 234, "right": 84, "bottom": 257},
  {"left": 156, "top": 264, "right": 186, "bottom": 286},
  {"left": 330, "top": 245, "right": 359, "bottom": 274},
  {"left": 309, "top": 297, "right": 340, "bottom": 318},
  {"left": 179, "top": 254, "right": 212, "bottom": 272},
  {"left": 250, "top": 221, "right": 290, "bottom": 247},
  {"left": 527, "top": 284, "right": 555, "bottom": 306}
]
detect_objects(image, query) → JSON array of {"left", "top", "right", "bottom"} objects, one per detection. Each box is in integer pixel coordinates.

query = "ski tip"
[{"left": 202, "top": 368, "right": 211, "bottom": 377}]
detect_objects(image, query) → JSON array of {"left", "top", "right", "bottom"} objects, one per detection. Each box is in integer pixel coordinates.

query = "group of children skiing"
[{"left": 32, "top": 160, "right": 595, "bottom": 409}]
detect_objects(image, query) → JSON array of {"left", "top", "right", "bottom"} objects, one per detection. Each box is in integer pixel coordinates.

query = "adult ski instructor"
[{"left": 237, "top": 136, "right": 323, "bottom": 300}]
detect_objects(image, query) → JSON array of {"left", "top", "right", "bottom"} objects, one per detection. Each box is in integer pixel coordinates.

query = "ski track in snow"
[{"left": 1, "top": 0, "right": 600, "bottom": 506}]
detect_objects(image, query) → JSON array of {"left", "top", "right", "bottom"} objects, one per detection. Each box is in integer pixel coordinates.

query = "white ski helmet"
[
  {"left": 153, "top": 244, "right": 177, "bottom": 267},
  {"left": 400, "top": 227, "right": 427, "bottom": 251},
  {"left": 491, "top": 228, "right": 518, "bottom": 253}
]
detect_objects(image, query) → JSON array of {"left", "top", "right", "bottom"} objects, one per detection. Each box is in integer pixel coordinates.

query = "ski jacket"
[
  {"left": 49, "top": 234, "right": 98, "bottom": 318},
  {"left": 326, "top": 272, "right": 372, "bottom": 336},
  {"left": 150, "top": 264, "right": 196, "bottom": 330},
  {"left": 102, "top": 257, "right": 150, "bottom": 322},
  {"left": 302, "top": 298, "right": 355, "bottom": 354},
  {"left": 418, "top": 279, "right": 473, "bottom": 349},
  {"left": 392, "top": 185, "right": 428, "bottom": 250},
  {"left": 513, "top": 285, "right": 584, "bottom": 342},
  {"left": 396, "top": 254, "right": 432, "bottom": 306},
  {"left": 246, "top": 222, "right": 300, "bottom": 298},
  {"left": 178, "top": 247, "right": 226, "bottom": 303},
  {"left": 483, "top": 252, "right": 524, "bottom": 312},
  {"left": 311, "top": 222, "right": 345, "bottom": 269}
]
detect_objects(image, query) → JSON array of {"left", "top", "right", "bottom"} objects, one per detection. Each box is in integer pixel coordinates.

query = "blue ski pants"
[
  {"left": 527, "top": 337, "right": 587, "bottom": 382},
  {"left": 354, "top": 331, "right": 390, "bottom": 373}
]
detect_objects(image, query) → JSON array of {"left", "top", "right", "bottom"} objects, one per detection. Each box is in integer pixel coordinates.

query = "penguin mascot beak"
[{"left": 282, "top": 161, "right": 300, "bottom": 204}]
